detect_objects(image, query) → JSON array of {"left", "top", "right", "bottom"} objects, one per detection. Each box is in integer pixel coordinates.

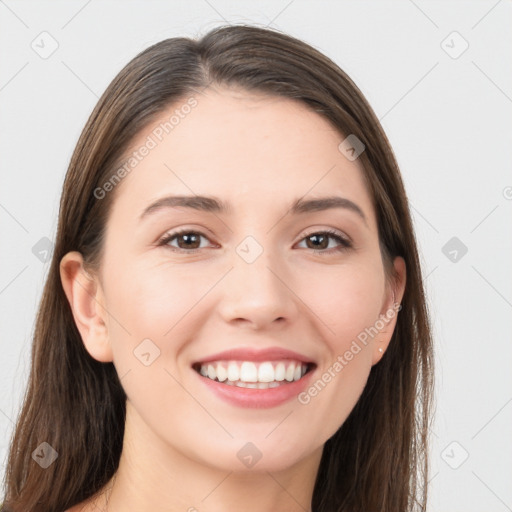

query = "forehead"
[{"left": 108, "top": 86, "right": 375, "bottom": 227}]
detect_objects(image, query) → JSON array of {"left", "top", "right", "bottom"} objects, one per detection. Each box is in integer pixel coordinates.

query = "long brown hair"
[{"left": 2, "top": 24, "right": 435, "bottom": 511}]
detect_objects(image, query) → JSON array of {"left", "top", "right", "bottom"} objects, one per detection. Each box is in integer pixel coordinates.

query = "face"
[{"left": 63, "top": 86, "right": 405, "bottom": 474}]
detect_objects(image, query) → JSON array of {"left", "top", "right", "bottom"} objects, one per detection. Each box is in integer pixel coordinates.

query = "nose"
[{"left": 217, "top": 248, "right": 298, "bottom": 330}]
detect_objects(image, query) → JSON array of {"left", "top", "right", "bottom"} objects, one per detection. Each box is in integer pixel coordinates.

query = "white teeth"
[
  {"left": 240, "top": 362, "right": 258, "bottom": 382},
  {"left": 223, "top": 380, "right": 274, "bottom": 389},
  {"left": 196, "top": 359, "right": 310, "bottom": 385},
  {"left": 275, "top": 362, "right": 285, "bottom": 381},
  {"left": 258, "top": 362, "right": 275, "bottom": 382},
  {"left": 216, "top": 363, "right": 228, "bottom": 382},
  {"left": 285, "top": 364, "right": 295, "bottom": 382},
  {"left": 227, "top": 362, "right": 239, "bottom": 381}
]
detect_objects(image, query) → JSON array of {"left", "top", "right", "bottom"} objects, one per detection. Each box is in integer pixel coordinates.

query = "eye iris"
[
  {"left": 307, "top": 234, "right": 328, "bottom": 250},
  {"left": 178, "top": 233, "right": 200, "bottom": 249}
]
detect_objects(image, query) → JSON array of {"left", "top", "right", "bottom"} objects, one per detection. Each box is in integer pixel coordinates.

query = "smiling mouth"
[{"left": 192, "top": 360, "right": 316, "bottom": 389}]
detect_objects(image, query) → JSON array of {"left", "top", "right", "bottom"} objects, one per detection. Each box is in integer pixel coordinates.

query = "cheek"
[
  {"left": 103, "top": 264, "right": 201, "bottom": 422},
  {"left": 104, "top": 261, "right": 217, "bottom": 373},
  {"left": 106, "top": 260, "right": 206, "bottom": 334},
  {"left": 292, "top": 263, "right": 385, "bottom": 437},
  {"left": 296, "top": 261, "right": 386, "bottom": 352}
]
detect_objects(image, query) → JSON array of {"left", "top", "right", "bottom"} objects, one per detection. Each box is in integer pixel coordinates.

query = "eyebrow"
[{"left": 139, "top": 194, "right": 367, "bottom": 225}]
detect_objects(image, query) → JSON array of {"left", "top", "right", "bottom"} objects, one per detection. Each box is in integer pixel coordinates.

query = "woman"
[{"left": 2, "top": 24, "right": 434, "bottom": 512}]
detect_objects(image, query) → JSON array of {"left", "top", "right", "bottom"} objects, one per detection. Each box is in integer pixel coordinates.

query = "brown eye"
[
  {"left": 158, "top": 228, "right": 352, "bottom": 255},
  {"left": 158, "top": 230, "right": 211, "bottom": 252},
  {"left": 297, "top": 230, "right": 352, "bottom": 254}
]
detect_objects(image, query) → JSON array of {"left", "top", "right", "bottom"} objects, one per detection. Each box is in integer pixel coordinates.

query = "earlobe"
[{"left": 59, "top": 251, "right": 113, "bottom": 363}]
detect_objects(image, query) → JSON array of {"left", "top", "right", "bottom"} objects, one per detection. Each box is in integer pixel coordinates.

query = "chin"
[{"left": 195, "top": 439, "right": 316, "bottom": 474}]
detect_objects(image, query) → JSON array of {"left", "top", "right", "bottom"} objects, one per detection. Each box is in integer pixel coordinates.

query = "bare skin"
[{"left": 62, "top": 85, "right": 405, "bottom": 512}]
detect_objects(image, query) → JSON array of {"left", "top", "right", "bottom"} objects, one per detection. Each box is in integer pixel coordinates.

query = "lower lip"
[{"left": 194, "top": 367, "right": 315, "bottom": 408}]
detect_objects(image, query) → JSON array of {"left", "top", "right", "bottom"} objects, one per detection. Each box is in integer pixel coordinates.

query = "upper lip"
[{"left": 193, "top": 347, "right": 316, "bottom": 365}]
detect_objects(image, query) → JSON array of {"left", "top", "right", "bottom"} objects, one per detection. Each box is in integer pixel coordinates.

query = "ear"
[
  {"left": 59, "top": 251, "right": 113, "bottom": 362},
  {"left": 372, "top": 256, "right": 406, "bottom": 365}
]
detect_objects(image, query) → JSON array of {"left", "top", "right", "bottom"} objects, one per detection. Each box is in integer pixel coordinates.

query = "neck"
[{"left": 102, "top": 400, "right": 322, "bottom": 512}]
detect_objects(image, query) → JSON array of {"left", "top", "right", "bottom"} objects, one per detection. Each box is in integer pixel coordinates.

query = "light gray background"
[{"left": 1, "top": 1, "right": 511, "bottom": 510}]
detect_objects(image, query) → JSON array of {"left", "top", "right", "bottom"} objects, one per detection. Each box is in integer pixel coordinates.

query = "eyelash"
[{"left": 157, "top": 228, "right": 352, "bottom": 256}]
